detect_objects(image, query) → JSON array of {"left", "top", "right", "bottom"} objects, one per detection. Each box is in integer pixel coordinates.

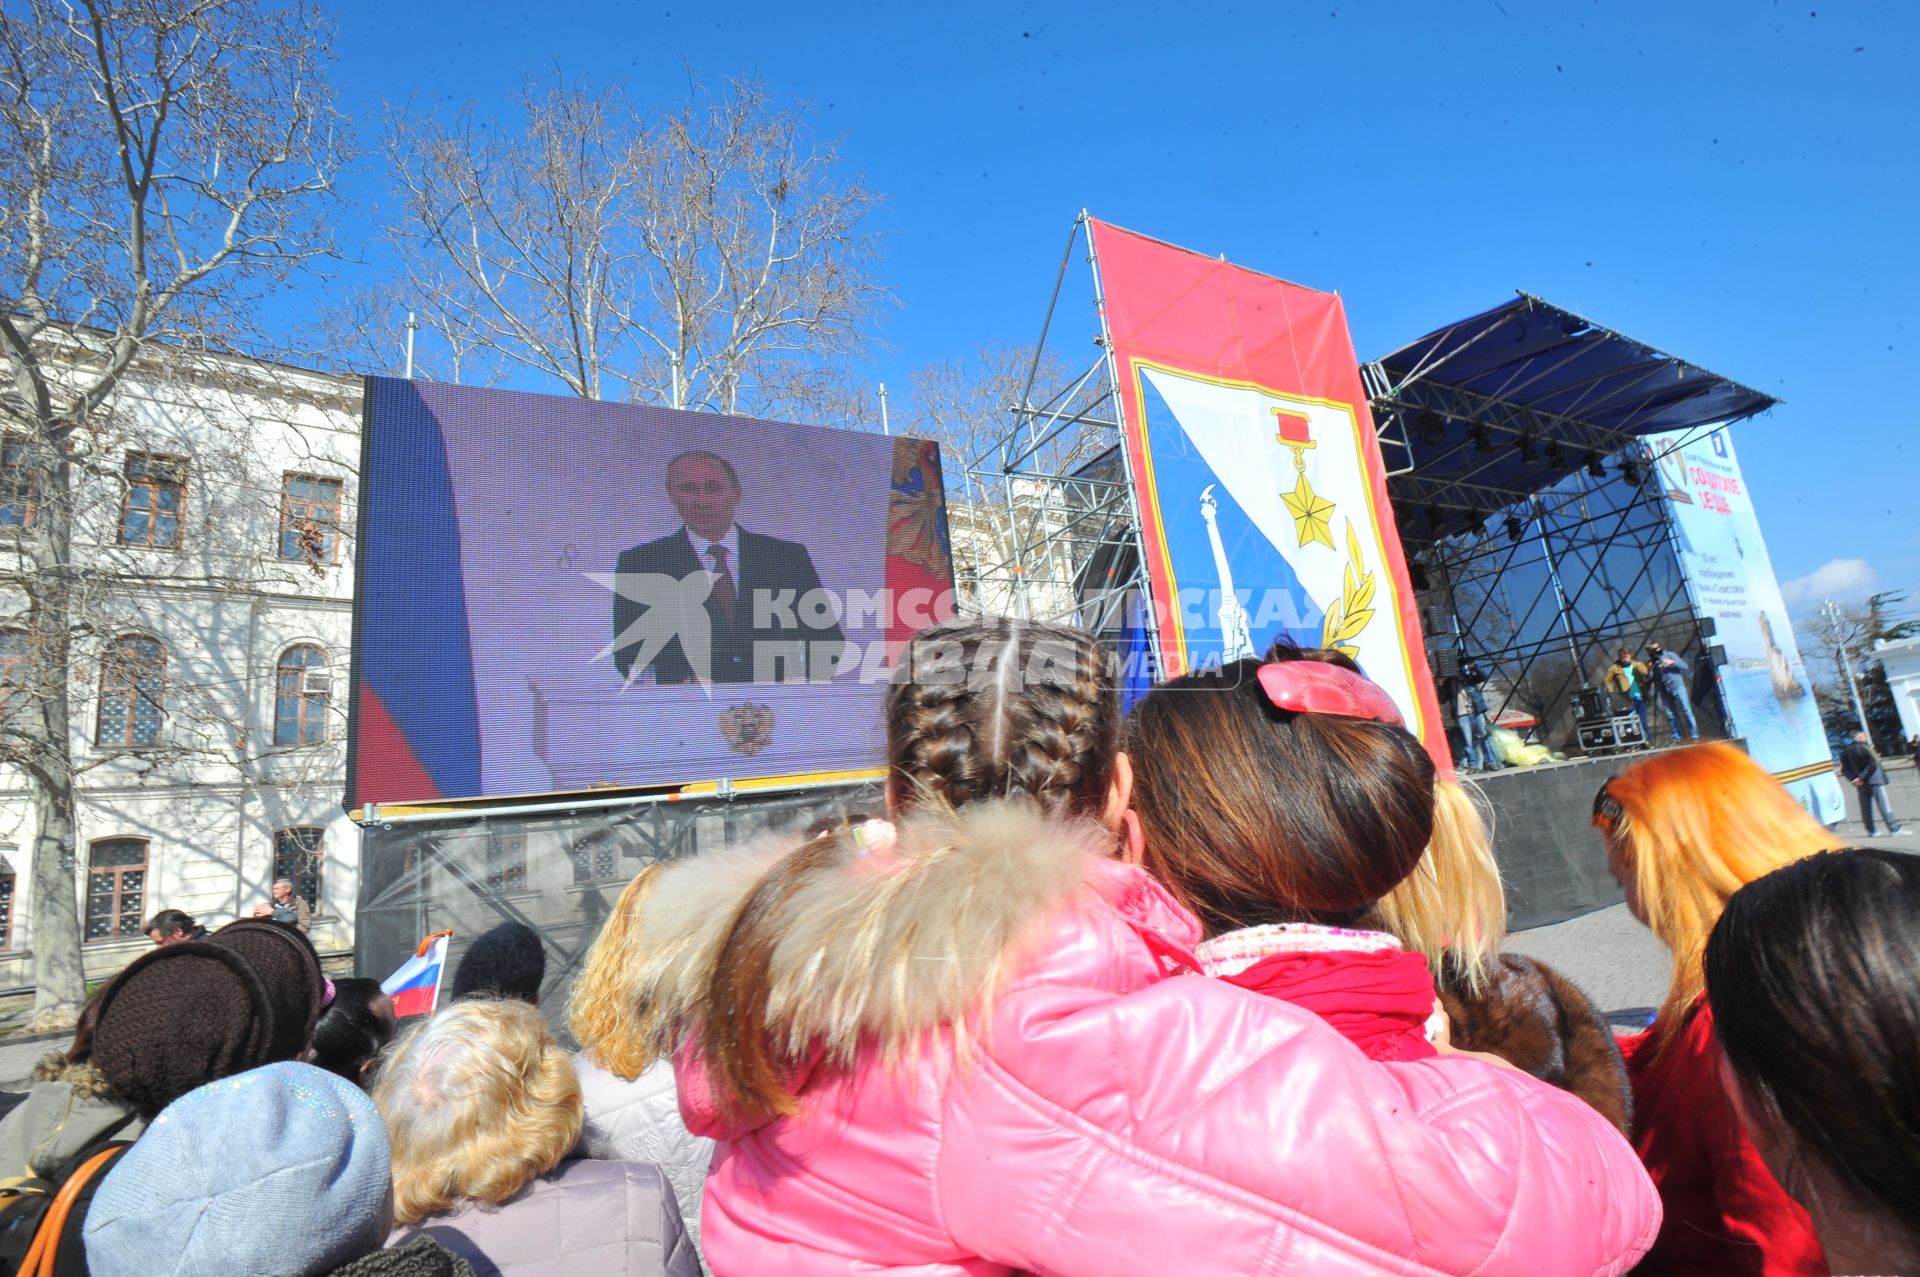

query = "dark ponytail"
[{"left": 1706, "top": 848, "right": 1920, "bottom": 1240}]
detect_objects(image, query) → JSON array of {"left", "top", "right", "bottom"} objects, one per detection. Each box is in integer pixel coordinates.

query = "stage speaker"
[
  {"left": 1697, "top": 617, "right": 1718, "bottom": 639},
  {"left": 1711, "top": 644, "right": 1730, "bottom": 666},
  {"left": 1423, "top": 605, "right": 1449, "bottom": 635},
  {"left": 1573, "top": 688, "right": 1607, "bottom": 720},
  {"left": 1429, "top": 647, "right": 1461, "bottom": 680}
]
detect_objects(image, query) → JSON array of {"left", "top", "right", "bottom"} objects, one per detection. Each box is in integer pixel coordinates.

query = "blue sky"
[{"left": 314, "top": 0, "right": 1915, "bottom": 622}]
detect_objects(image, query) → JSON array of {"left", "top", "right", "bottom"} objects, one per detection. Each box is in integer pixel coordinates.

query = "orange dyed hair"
[{"left": 1592, "top": 741, "right": 1840, "bottom": 1052}]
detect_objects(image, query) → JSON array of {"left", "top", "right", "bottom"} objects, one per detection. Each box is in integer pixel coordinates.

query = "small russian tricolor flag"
[{"left": 381, "top": 929, "right": 454, "bottom": 1019}]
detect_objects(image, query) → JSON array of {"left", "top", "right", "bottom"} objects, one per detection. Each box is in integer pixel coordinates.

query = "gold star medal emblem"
[{"left": 1273, "top": 408, "right": 1335, "bottom": 549}]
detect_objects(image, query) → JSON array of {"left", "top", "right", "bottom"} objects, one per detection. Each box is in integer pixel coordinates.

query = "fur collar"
[
  {"left": 28, "top": 1054, "right": 118, "bottom": 1101},
  {"left": 630, "top": 799, "right": 1111, "bottom": 1066}
]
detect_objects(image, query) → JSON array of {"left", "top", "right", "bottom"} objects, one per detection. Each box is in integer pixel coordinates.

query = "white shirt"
[{"left": 684, "top": 524, "right": 740, "bottom": 579}]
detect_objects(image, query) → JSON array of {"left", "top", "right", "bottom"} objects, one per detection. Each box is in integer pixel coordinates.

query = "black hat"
[
  {"left": 209, "top": 919, "right": 326, "bottom": 1061},
  {"left": 91, "top": 942, "right": 277, "bottom": 1119}
]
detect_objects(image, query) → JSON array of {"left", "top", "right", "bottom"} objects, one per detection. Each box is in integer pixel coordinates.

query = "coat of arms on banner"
[
  {"left": 719, "top": 703, "right": 776, "bottom": 756},
  {"left": 1131, "top": 363, "right": 1410, "bottom": 716}
]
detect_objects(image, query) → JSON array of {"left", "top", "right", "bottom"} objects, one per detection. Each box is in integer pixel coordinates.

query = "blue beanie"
[{"left": 84, "top": 1061, "right": 394, "bottom": 1277}]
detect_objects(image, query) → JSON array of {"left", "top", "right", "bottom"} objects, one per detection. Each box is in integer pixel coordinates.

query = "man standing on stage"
[
  {"left": 1841, "top": 730, "right": 1909, "bottom": 836},
  {"left": 1604, "top": 648, "right": 1650, "bottom": 741},
  {"left": 1454, "top": 662, "right": 1497, "bottom": 773},
  {"left": 1644, "top": 641, "right": 1697, "bottom": 742}
]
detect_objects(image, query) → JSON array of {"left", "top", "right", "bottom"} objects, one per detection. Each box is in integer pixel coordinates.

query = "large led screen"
[{"left": 348, "top": 378, "right": 954, "bottom": 808}]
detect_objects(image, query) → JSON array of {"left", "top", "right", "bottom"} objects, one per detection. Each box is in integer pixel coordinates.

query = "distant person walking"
[
  {"left": 1644, "top": 641, "right": 1697, "bottom": 742},
  {"left": 1840, "top": 730, "right": 1908, "bottom": 836}
]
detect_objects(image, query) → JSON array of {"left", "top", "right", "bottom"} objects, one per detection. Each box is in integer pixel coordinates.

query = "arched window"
[
  {"left": 272, "top": 827, "right": 324, "bottom": 911},
  {"left": 96, "top": 636, "right": 165, "bottom": 747},
  {"left": 85, "top": 837, "right": 148, "bottom": 941},
  {"left": 274, "top": 645, "right": 329, "bottom": 746},
  {"left": 0, "top": 629, "right": 30, "bottom": 717}
]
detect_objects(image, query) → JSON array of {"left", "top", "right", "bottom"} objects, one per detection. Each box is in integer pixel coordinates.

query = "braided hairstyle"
[
  {"left": 697, "top": 617, "right": 1120, "bottom": 1121},
  {"left": 886, "top": 616, "right": 1119, "bottom": 820}
]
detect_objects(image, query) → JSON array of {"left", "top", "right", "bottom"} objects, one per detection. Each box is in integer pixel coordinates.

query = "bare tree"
[
  {"left": 1804, "top": 591, "right": 1919, "bottom": 746},
  {"left": 0, "top": 0, "right": 345, "bottom": 1022},
  {"left": 896, "top": 342, "right": 1117, "bottom": 619},
  {"left": 362, "top": 74, "right": 887, "bottom": 422}
]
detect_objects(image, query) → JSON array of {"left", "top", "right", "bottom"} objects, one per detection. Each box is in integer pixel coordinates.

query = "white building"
[
  {"left": 0, "top": 348, "right": 360, "bottom": 990},
  {"left": 1875, "top": 634, "right": 1920, "bottom": 743}
]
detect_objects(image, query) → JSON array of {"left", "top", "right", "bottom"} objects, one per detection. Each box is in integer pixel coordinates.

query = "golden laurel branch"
[{"left": 1319, "top": 519, "right": 1377, "bottom": 659}]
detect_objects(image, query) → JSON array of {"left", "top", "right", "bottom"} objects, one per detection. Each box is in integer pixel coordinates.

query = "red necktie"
[{"left": 707, "top": 544, "right": 738, "bottom": 626}]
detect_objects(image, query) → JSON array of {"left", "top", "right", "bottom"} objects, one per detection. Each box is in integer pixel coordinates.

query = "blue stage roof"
[{"left": 1366, "top": 293, "right": 1778, "bottom": 538}]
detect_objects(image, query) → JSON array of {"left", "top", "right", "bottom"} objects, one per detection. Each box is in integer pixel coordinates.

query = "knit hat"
[
  {"left": 210, "top": 918, "right": 327, "bottom": 1059},
  {"left": 83, "top": 1062, "right": 394, "bottom": 1277},
  {"left": 90, "top": 942, "right": 277, "bottom": 1119},
  {"left": 325, "top": 1237, "right": 477, "bottom": 1277},
  {"left": 449, "top": 921, "right": 546, "bottom": 1004}
]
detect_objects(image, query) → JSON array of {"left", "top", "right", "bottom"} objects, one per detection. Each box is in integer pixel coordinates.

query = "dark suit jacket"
[{"left": 611, "top": 527, "right": 848, "bottom": 684}]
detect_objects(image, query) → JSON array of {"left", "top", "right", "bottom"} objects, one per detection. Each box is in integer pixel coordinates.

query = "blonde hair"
[
  {"left": 1593, "top": 741, "right": 1840, "bottom": 1054},
  {"left": 567, "top": 865, "right": 665, "bottom": 1079},
  {"left": 1377, "top": 779, "right": 1508, "bottom": 994},
  {"left": 372, "top": 998, "right": 583, "bottom": 1226}
]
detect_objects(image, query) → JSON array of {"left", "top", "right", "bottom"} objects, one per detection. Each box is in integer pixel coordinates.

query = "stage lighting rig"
[
  {"left": 1619, "top": 457, "right": 1643, "bottom": 485},
  {"left": 1470, "top": 422, "right": 1493, "bottom": 453},
  {"left": 1546, "top": 440, "right": 1568, "bottom": 469},
  {"left": 1416, "top": 411, "right": 1447, "bottom": 447},
  {"left": 1516, "top": 434, "right": 1539, "bottom": 463},
  {"left": 1584, "top": 450, "right": 1607, "bottom": 479},
  {"left": 1504, "top": 515, "right": 1525, "bottom": 543}
]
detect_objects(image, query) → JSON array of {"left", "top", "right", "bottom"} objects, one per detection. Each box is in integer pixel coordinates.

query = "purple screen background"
[{"left": 412, "top": 382, "right": 898, "bottom": 794}]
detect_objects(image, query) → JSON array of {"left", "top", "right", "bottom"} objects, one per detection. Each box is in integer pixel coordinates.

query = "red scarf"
[{"left": 1223, "top": 947, "right": 1439, "bottom": 1062}]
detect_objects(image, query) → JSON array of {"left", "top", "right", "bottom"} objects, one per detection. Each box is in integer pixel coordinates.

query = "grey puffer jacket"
[
  {"left": 389, "top": 1159, "right": 698, "bottom": 1277},
  {"left": 0, "top": 1055, "right": 145, "bottom": 1179},
  {"left": 572, "top": 1055, "right": 712, "bottom": 1257}
]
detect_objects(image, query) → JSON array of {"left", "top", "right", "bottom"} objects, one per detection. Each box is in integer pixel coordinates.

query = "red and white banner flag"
[{"left": 1090, "top": 219, "right": 1443, "bottom": 760}]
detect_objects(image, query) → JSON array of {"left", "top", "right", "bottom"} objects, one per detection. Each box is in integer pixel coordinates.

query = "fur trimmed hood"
[
  {"left": 28, "top": 1054, "right": 117, "bottom": 1101},
  {"left": 628, "top": 798, "right": 1115, "bottom": 1068}
]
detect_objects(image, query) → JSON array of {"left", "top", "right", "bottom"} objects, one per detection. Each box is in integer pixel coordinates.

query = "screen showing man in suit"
[
  {"left": 612, "top": 450, "right": 848, "bottom": 684},
  {"left": 350, "top": 378, "right": 953, "bottom": 806}
]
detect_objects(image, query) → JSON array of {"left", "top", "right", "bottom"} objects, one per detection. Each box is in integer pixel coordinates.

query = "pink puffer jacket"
[{"left": 632, "top": 802, "right": 1659, "bottom": 1277}]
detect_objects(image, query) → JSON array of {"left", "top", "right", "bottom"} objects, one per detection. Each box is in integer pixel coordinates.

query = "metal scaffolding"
[{"left": 952, "top": 215, "right": 1154, "bottom": 654}]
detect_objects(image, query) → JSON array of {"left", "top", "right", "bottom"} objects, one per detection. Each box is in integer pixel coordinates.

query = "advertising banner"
[
  {"left": 349, "top": 379, "right": 952, "bottom": 809},
  {"left": 1089, "top": 219, "right": 1443, "bottom": 755},
  {"left": 1652, "top": 427, "right": 1847, "bottom": 822}
]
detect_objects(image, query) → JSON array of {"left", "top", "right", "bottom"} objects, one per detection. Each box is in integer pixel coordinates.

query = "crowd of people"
[{"left": 1, "top": 617, "right": 1915, "bottom": 1275}]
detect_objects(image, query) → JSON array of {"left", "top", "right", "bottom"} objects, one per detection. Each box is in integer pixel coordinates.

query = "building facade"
[
  {"left": 1874, "top": 635, "right": 1920, "bottom": 745},
  {"left": 0, "top": 350, "right": 360, "bottom": 989}
]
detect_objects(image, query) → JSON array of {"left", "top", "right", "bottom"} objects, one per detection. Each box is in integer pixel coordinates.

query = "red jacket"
[{"left": 1619, "top": 998, "right": 1825, "bottom": 1276}]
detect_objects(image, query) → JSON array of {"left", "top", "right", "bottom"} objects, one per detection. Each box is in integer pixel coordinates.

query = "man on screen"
[{"left": 611, "top": 450, "right": 847, "bottom": 684}]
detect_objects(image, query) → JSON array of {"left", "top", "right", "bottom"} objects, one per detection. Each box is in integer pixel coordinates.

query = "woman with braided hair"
[{"left": 611, "top": 617, "right": 1657, "bottom": 1276}]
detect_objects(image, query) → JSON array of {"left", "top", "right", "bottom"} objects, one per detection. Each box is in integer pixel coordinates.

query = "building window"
[
  {"left": 280, "top": 474, "right": 343, "bottom": 562},
  {"left": 0, "top": 858, "right": 14, "bottom": 950},
  {"left": 569, "top": 831, "right": 621, "bottom": 885},
  {"left": 0, "top": 629, "right": 30, "bottom": 717},
  {"left": 1, "top": 437, "right": 36, "bottom": 529},
  {"left": 85, "top": 838, "right": 148, "bottom": 942},
  {"left": 273, "top": 827, "right": 325, "bottom": 912},
  {"left": 486, "top": 832, "right": 528, "bottom": 893},
  {"left": 273, "top": 645, "right": 330, "bottom": 746},
  {"left": 119, "top": 453, "right": 187, "bottom": 549},
  {"left": 96, "top": 635, "right": 166, "bottom": 747}
]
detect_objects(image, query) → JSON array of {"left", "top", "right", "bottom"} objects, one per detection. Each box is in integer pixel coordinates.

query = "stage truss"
[
  {"left": 951, "top": 215, "right": 1156, "bottom": 657},
  {"left": 957, "top": 225, "right": 1777, "bottom": 760}
]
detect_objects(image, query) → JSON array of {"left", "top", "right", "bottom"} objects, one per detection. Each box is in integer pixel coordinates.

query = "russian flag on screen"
[{"left": 381, "top": 929, "right": 454, "bottom": 1019}]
